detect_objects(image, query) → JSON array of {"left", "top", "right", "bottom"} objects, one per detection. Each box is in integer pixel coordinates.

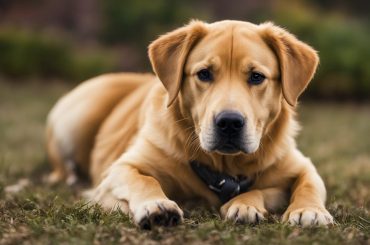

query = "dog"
[{"left": 46, "top": 20, "right": 334, "bottom": 229}]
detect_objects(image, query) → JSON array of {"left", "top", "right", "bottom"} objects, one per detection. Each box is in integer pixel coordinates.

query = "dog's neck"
[{"left": 167, "top": 99, "right": 298, "bottom": 176}]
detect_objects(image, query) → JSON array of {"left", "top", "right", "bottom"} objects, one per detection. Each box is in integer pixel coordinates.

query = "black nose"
[{"left": 215, "top": 111, "right": 245, "bottom": 135}]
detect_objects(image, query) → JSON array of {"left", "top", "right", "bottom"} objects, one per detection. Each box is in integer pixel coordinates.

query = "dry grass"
[{"left": 0, "top": 81, "right": 369, "bottom": 244}]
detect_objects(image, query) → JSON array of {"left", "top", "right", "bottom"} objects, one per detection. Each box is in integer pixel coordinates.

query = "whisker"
[{"left": 173, "top": 117, "right": 191, "bottom": 125}]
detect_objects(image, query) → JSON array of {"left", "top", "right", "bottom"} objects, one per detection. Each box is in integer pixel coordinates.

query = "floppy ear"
[
  {"left": 148, "top": 20, "right": 207, "bottom": 107},
  {"left": 259, "top": 22, "right": 319, "bottom": 106}
]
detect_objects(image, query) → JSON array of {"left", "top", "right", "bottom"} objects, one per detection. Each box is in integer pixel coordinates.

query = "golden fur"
[{"left": 46, "top": 20, "right": 333, "bottom": 228}]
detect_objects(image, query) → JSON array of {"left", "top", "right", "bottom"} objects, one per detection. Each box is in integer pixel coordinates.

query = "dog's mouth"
[
  {"left": 213, "top": 140, "right": 244, "bottom": 154},
  {"left": 200, "top": 132, "right": 260, "bottom": 155}
]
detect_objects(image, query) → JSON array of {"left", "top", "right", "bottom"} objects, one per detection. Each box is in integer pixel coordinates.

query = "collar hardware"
[{"left": 190, "top": 160, "right": 254, "bottom": 203}]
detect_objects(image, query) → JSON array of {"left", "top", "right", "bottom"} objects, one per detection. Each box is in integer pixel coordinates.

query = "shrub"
[{"left": 0, "top": 29, "right": 118, "bottom": 81}]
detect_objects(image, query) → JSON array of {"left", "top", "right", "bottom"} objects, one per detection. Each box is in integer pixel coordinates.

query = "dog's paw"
[
  {"left": 221, "top": 203, "right": 266, "bottom": 224},
  {"left": 133, "top": 199, "right": 184, "bottom": 229},
  {"left": 282, "top": 207, "right": 334, "bottom": 227}
]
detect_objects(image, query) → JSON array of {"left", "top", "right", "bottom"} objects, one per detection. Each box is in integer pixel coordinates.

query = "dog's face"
[
  {"left": 149, "top": 20, "right": 318, "bottom": 155},
  {"left": 183, "top": 22, "right": 281, "bottom": 154}
]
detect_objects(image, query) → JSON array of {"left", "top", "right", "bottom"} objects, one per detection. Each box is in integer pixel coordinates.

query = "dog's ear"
[
  {"left": 259, "top": 22, "right": 319, "bottom": 106},
  {"left": 148, "top": 20, "right": 207, "bottom": 107}
]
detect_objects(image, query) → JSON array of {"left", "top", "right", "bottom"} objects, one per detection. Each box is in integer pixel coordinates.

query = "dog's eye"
[
  {"left": 197, "top": 69, "right": 213, "bottom": 82},
  {"left": 248, "top": 72, "right": 265, "bottom": 85}
]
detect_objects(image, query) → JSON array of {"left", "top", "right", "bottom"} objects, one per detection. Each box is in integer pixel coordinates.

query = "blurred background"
[
  {"left": 0, "top": 0, "right": 369, "bottom": 100},
  {"left": 0, "top": 1, "right": 369, "bottom": 243}
]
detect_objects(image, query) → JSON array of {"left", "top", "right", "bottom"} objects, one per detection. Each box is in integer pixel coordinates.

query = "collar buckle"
[{"left": 190, "top": 161, "right": 254, "bottom": 203}]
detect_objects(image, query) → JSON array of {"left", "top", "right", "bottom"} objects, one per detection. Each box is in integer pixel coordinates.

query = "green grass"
[{"left": 0, "top": 80, "right": 369, "bottom": 244}]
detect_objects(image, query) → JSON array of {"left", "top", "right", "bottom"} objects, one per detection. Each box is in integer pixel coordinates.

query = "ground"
[{"left": 0, "top": 81, "right": 369, "bottom": 245}]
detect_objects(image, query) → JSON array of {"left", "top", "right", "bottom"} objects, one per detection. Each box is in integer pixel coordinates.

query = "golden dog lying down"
[{"left": 46, "top": 20, "right": 333, "bottom": 229}]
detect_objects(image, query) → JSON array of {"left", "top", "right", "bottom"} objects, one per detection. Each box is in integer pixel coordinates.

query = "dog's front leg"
[
  {"left": 282, "top": 152, "right": 334, "bottom": 227},
  {"left": 89, "top": 163, "right": 183, "bottom": 229},
  {"left": 220, "top": 187, "right": 287, "bottom": 224},
  {"left": 220, "top": 190, "right": 267, "bottom": 224},
  {"left": 282, "top": 169, "right": 333, "bottom": 227}
]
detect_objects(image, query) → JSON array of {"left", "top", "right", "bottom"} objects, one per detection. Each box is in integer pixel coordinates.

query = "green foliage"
[
  {"left": 101, "top": 0, "right": 207, "bottom": 45},
  {"left": 0, "top": 29, "right": 118, "bottom": 81},
  {"left": 100, "top": 0, "right": 209, "bottom": 69},
  {"left": 0, "top": 29, "right": 70, "bottom": 77}
]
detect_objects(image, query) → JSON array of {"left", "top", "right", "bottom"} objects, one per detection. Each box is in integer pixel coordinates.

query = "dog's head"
[{"left": 149, "top": 20, "right": 318, "bottom": 155}]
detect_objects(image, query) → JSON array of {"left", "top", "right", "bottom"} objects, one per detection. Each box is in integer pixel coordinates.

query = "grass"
[{"left": 0, "top": 80, "right": 369, "bottom": 244}]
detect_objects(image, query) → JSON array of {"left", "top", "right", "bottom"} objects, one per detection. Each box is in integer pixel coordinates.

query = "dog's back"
[{"left": 46, "top": 73, "right": 155, "bottom": 184}]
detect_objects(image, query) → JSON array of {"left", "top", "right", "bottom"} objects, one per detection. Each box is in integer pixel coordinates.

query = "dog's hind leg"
[
  {"left": 46, "top": 127, "right": 78, "bottom": 185},
  {"left": 46, "top": 130, "right": 67, "bottom": 184}
]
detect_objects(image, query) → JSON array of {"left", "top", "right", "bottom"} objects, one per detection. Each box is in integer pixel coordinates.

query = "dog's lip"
[
  {"left": 215, "top": 148, "right": 241, "bottom": 155},
  {"left": 209, "top": 139, "right": 259, "bottom": 155},
  {"left": 212, "top": 141, "right": 244, "bottom": 154}
]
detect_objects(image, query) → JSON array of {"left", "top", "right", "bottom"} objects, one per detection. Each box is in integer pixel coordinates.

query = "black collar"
[{"left": 190, "top": 160, "right": 254, "bottom": 204}]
